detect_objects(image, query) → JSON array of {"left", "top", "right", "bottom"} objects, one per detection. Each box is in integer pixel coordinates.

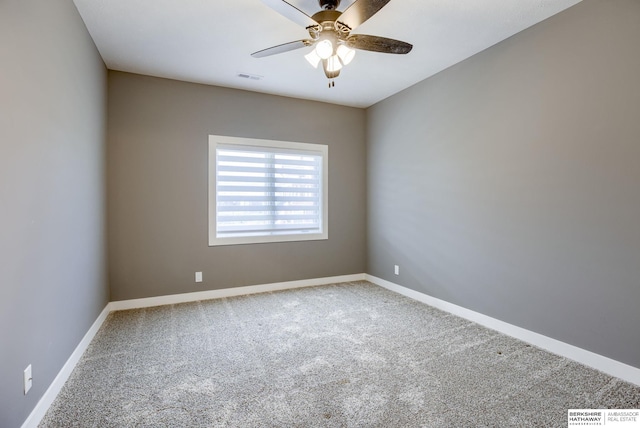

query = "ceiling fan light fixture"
[
  {"left": 322, "top": 60, "right": 340, "bottom": 79},
  {"left": 305, "top": 49, "right": 321, "bottom": 68},
  {"left": 254, "top": 0, "right": 413, "bottom": 87},
  {"left": 326, "top": 55, "right": 343, "bottom": 73},
  {"left": 336, "top": 44, "right": 355, "bottom": 65},
  {"left": 315, "top": 39, "right": 333, "bottom": 60}
]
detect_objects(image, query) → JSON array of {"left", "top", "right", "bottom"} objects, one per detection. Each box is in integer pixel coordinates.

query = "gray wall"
[
  {"left": 0, "top": 0, "right": 109, "bottom": 426},
  {"left": 107, "top": 72, "right": 366, "bottom": 301},
  {"left": 367, "top": 0, "right": 640, "bottom": 369}
]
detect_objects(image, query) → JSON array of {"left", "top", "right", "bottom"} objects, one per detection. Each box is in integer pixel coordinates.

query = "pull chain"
[{"left": 328, "top": 80, "right": 335, "bottom": 88}]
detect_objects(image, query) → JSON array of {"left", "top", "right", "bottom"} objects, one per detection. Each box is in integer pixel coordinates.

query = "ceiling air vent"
[{"left": 237, "top": 73, "right": 262, "bottom": 81}]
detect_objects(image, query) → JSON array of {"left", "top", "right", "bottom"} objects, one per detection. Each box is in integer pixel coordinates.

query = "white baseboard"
[
  {"left": 109, "top": 273, "right": 366, "bottom": 311},
  {"left": 366, "top": 274, "right": 640, "bottom": 387},
  {"left": 21, "top": 305, "right": 111, "bottom": 428}
]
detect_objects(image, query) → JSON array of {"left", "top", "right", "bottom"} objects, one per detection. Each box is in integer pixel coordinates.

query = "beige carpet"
[{"left": 40, "top": 281, "right": 640, "bottom": 427}]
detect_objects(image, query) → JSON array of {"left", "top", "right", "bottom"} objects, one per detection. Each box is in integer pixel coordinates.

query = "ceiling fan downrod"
[{"left": 319, "top": 0, "right": 340, "bottom": 10}]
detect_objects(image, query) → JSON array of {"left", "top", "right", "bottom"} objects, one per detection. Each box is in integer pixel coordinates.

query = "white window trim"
[{"left": 208, "top": 135, "right": 328, "bottom": 246}]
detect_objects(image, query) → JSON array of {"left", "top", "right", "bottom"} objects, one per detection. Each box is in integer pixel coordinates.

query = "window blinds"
[{"left": 216, "top": 144, "right": 324, "bottom": 238}]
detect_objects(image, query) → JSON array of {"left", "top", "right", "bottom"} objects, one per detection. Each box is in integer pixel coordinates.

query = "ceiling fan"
[{"left": 252, "top": 0, "right": 413, "bottom": 87}]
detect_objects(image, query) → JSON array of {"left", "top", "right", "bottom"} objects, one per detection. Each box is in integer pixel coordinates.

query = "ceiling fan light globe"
[
  {"left": 322, "top": 61, "right": 340, "bottom": 79},
  {"left": 305, "top": 50, "right": 321, "bottom": 68},
  {"left": 316, "top": 40, "right": 333, "bottom": 60},
  {"left": 337, "top": 45, "right": 355, "bottom": 65},
  {"left": 326, "top": 55, "right": 343, "bottom": 73}
]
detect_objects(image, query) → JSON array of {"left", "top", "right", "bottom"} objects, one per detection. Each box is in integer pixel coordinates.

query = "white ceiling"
[{"left": 73, "top": 0, "right": 582, "bottom": 108}]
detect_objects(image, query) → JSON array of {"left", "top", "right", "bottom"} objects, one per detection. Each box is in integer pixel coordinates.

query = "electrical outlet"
[
  {"left": 195, "top": 272, "right": 203, "bottom": 283},
  {"left": 394, "top": 265, "right": 400, "bottom": 275},
  {"left": 24, "top": 364, "right": 32, "bottom": 395}
]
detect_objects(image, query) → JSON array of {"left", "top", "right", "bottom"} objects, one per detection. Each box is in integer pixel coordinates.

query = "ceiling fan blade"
[
  {"left": 345, "top": 34, "right": 412, "bottom": 54},
  {"left": 337, "top": 0, "right": 391, "bottom": 31},
  {"left": 251, "top": 40, "right": 313, "bottom": 58},
  {"left": 260, "top": 0, "right": 319, "bottom": 28}
]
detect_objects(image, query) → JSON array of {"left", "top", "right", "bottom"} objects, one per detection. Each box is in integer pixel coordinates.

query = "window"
[{"left": 209, "top": 135, "right": 328, "bottom": 246}]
